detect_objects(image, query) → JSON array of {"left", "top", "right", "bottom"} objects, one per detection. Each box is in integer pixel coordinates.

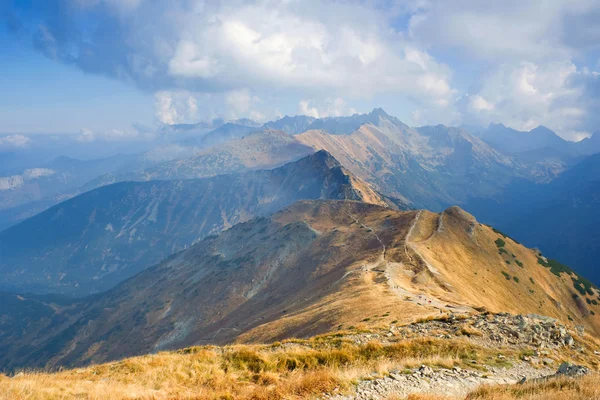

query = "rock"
[
  {"left": 419, "top": 365, "right": 433, "bottom": 376},
  {"left": 518, "top": 377, "right": 527, "bottom": 384},
  {"left": 575, "top": 325, "right": 585, "bottom": 336},
  {"left": 564, "top": 334, "right": 574, "bottom": 347},
  {"left": 556, "top": 362, "right": 589, "bottom": 377},
  {"left": 542, "top": 358, "right": 554, "bottom": 365}
]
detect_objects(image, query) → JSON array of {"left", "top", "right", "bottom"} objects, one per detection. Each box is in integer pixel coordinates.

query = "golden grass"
[
  {"left": 466, "top": 374, "right": 600, "bottom": 400},
  {"left": 0, "top": 336, "right": 496, "bottom": 400}
]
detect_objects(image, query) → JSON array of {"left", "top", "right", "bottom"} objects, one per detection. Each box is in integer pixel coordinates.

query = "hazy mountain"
[
  {"left": 0, "top": 145, "right": 202, "bottom": 232},
  {"left": 2, "top": 200, "right": 598, "bottom": 370},
  {"left": 0, "top": 151, "right": 392, "bottom": 296},
  {"left": 305, "top": 108, "right": 393, "bottom": 135},
  {"left": 577, "top": 132, "right": 600, "bottom": 155},
  {"left": 0, "top": 154, "right": 136, "bottom": 213},
  {"left": 88, "top": 130, "right": 314, "bottom": 187},
  {"left": 261, "top": 115, "right": 316, "bottom": 135},
  {"left": 477, "top": 124, "right": 570, "bottom": 154},
  {"left": 197, "top": 122, "right": 259, "bottom": 148},
  {"left": 296, "top": 110, "right": 553, "bottom": 210},
  {"left": 472, "top": 124, "right": 599, "bottom": 163},
  {"left": 465, "top": 152, "right": 600, "bottom": 283}
]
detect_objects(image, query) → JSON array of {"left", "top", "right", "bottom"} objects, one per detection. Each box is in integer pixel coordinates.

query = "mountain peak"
[{"left": 369, "top": 107, "right": 390, "bottom": 118}]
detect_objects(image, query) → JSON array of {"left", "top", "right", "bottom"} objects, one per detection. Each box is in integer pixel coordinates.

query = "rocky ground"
[
  {"left": 325, "top": 313, "right": 594, "bottom": 399},
  {"left": 325, "top": 362, "right": 555, "bottom": 399}
]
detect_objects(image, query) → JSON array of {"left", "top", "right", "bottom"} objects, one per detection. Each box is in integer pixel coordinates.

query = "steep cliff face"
[
  {"left": 0, "top": 151, "right": 391, "bottom": 296},
  {"left": 3, "top": 200, "right": 598, "bottom": 371}
]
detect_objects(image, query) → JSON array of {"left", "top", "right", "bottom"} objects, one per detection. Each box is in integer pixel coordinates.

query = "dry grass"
[
  {"left": 0, "top": 336, "right": 495, "bottom": 400},
  {"left": 466, "top": 374, "right": 600, "bottom": 400}
]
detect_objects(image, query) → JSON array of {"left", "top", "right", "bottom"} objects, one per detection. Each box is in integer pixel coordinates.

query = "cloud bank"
[{"left": 4, "top": 0, "right": 600, "bottom": 139}]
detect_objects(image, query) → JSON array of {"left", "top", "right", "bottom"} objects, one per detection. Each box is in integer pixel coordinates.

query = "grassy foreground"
[
  {"left": 0, "top": 332, "right": 596, "bottom": 400},
  {"left": 0, "top": 334, "right": 513, "bottom": 400}
]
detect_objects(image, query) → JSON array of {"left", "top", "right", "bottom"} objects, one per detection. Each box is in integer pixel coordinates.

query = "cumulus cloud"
[
  {"left": 5, "top": 0, "right": 600, "bottom": 136},
  {"left": 298, "top": 100, "right": 321, "bottom": 118},
  {"left": 154, "top": 91, "right": 199, "bottom": 125},
  {"left": 6, "top": 0, "right": 455, "bottom": 108},
  {"left": 298, "top": 98, "right": 355, "bottom": 119},
  {"left": 75, "top": 127, "right": 152, "bottom": 142},
  {"left": 409, "top": 0, "right": 600, "bottom": 61},
  {"left": 225, "top": 89, "right": 261, "bottom": 118},
  {"left": 76, "top": 128, "right": 95, "bottom": 142},
  {"left": 0, "top": 134, "right": 32, "bottom": 149},
  {"left": 459, "top": 61, "right": 595, "bottom": 140}
]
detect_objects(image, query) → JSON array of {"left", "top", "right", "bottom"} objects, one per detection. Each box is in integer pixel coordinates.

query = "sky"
[{"left": 1, "top": 0, "right": 600, "bottom": 142}]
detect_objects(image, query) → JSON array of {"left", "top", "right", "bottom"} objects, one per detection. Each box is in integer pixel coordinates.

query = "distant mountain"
[
  {"left": 3, "top": 200, "right": 599, "bottom": 370},
  {"left": 0, "top": 151, "right": 393, "bottom": 296},
  {"left": 262, "top": 109, "right": 396, "bottom": 136},
  {"left": 262, "top": 115, "right": 316, "bottom": 135},
  {"left": 296, "top": 110, "right": 553, "bottom": 210},
  {"left": 475, "top": 124, "right": 571, "bottom": 155},
  {"left": 577, "top": 132, "right": 600, "bottom": 155},
  {"left": 90, "top": 130, "right": 314, "bottom": 185},
  {"left": 306, "top": 108, "right": 393, "bottom": 135},
  {"left": 465, "top": 152, "right": 600, "bottom": 284},
  {"left": 0, "top": 130, "right": 312, "bottom": 232},
  {"left": 0, "top": 145, "right": 202, "bottom": 232},
  {"left": 473, "top": 124, "right": 600, "bottom": 162},
  {"left": 197, "top": 122, "right": 259, "bottom": 148},
  {"left": 0, "top": 154, "right": 136, "bottom": 213}
]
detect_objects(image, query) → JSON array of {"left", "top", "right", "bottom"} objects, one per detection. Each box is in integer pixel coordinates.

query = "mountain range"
[
  {"left": 2, "top": 109, "right": 600, "bottom": 289},
  {"left": 2, "top": 199, "right": 598, "bottom": 371},
  {"left": 0, "top": 151, "right": 391, "bottom": 296}
]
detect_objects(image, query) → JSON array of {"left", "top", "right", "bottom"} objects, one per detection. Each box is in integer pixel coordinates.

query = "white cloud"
[
  {"left": 461, "top": 61, "right": 594, "bottom": 140},
  {"left": 77, "top": 128, "right": 95, "bottom": 142},
  {"left": 225, "top": 89, "right": 260, "bottom": 117},
  {"left": 17, "top": 0, "right": 456, "bottom": 109},
  {"left": 409, "top": 0, "right": 600, "bottom": 61},
  {"left": 0, "top": 134, "right": 31, "bottom": 149},
  {"left": 298, "top": 100, "right": 320, "bottom": 118},
  {"left": 468, "top": 95, "right": 494, "bottom": 112},
  {"left": 154, "top": 91, "right": 199, "bottom": 125},
  {"left": 297, "top": 97, "right": 357, "bottom": 119}
]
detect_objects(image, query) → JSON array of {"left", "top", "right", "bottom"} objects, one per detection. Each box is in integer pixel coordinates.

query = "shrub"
[
  {"left": 495, "top": 238, "right": 506, "bottom": 248},
  {"left": 529, "top": 277, "right": 535, "bottom": 285},
  {"left": 501, "top": 271, "right": 511, "bottom": 280},
  {"left": 515, "top": 260, "right": 523, "bottom": 268},
  {"left": 513, "top": 276, "right": 519, "bottom": 283}
]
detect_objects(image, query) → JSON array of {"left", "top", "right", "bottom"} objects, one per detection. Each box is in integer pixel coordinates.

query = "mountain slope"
[
  {"left": 295, "top": 112, "right": 551, "bottom": 210},
  {"left": 0, "top": 154, "right": 136, "bottom": 213},
  {"left": 477, "top": 124, "right": 571, "bottom": 155},
  {"left": 0, "top": 151, "right": 391, "bottom": 296},
  {"left": 465, "top": 152, "right": 600, "bottom": 284},
  {"left": 2, "top": 200, "right": 598, "bottom": 370},
  {"left": 197, "top": 122, "right": 259, "bottom": 148},
  {"left": 261, "top": 115, "right": 316, "bottom": 135},
  {"left": 89, "top": 130, "right": 313, "bottom": 186}
]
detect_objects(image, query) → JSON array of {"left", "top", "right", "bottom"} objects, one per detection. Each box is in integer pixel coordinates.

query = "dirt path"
[{"left": 325, "top": 362, "right": 555, "bottom": 400}]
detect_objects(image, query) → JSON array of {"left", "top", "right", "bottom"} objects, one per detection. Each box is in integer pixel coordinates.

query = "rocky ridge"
[{"left": 326, "top": 312, "right": 593, "bottom": 399}]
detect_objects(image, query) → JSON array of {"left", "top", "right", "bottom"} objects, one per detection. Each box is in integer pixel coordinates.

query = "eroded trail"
[
  {"left": 386, "top": 210, "right": 473, "bottom": 314},
  {"left": 335, "top": 208, "right": 472, "bottom": 314}
]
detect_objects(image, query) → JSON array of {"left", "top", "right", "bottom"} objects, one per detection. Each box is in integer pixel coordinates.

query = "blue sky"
[{"left": 2, "top": 0, "right": 600, "bottom": 141}]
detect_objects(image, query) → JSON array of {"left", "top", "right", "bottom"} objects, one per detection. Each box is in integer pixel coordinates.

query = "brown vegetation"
[{"left": 0, "top": 335, "right": 508, "bottom": 400}]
